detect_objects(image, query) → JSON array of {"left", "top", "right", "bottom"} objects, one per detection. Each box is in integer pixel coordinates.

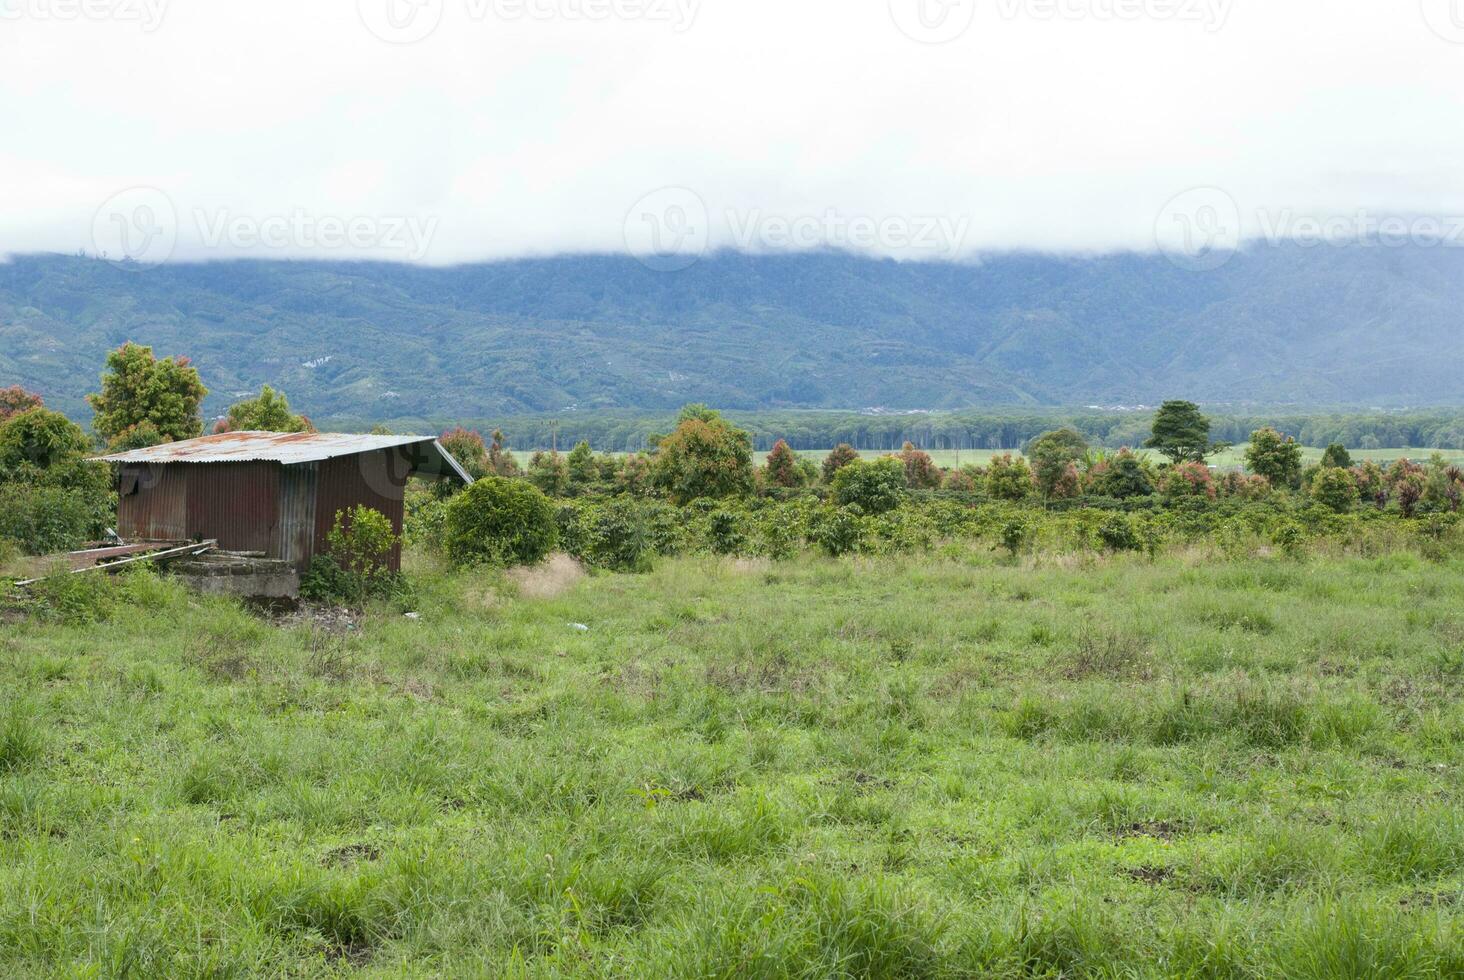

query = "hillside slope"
[{"left": 3, "top": 246, "right": 1462, "bottom": 421}]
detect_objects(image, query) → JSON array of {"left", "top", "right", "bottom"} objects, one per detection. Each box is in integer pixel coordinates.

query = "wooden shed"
[{"left": 96, "top": 432, "right": 472, "bottom": 571}]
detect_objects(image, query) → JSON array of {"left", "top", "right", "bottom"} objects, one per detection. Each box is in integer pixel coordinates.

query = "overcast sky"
[{"left": 3, "top": 0, "right": 1463, "bottom": 265}]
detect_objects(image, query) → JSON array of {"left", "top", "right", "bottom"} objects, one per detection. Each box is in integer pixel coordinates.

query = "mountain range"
[{"left": 2, "top": 244, "right": 1462, "bottom": 425}]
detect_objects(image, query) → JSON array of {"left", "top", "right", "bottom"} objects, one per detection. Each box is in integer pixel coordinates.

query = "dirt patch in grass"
[
  {"left": 1116, "top": 820, "right": 1189, "bottom": 842},
  {"left": 323, "top": 842, "right": 382, "bottom": 867},
  {"left": 1123, "top": 865, "right": 1175, "bottom": 885},
  {"left": 508, "top": 553, "right": 585, "bottom": 599}
]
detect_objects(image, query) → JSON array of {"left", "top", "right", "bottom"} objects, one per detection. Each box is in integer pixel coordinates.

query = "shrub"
[
  {"left": 708, "top": 511, "right": 745, "bottom": 555},
  {"left": 998, "top": 517, "right": 1031, "bottom": 557},
  {"left": 831, "top": 458, "right": 905, "bottom": 514},
  {"left": 894, "top": 443, "right": 942, "bottom": 489},
  {"left": 985, "top": 454, "right": 1034, "bottom": 501},
  {"left": 1090, "top": 449, "right": 1154, "bottom": 499},
  {"left": 572, "top": 499, "right": 656, "bottom": 572},
  {"left": 1097, "top": 514, "right": 1141, "bottom": 552},
  {"left": 821, "top": 444, "right": 860, "bottom": 483},
  {"left": 0, "top": 408, "right": 91, "bottom": 470},
  {"left": 301, "top": 506, "right": 399, "bottom": 606},
  {"left": 1161, "top": 462, "right": 1216, "bottom": 500},
  {"left": 763, "top": 439, "right": 804, "bottom": 488},
  {"left": 1311, "top": 466, "right": 1359, "bottom": 514},
  {"left": 1245, "top": 427, "right": 1304, "bottom": 489},
  {"left": 812, "top": 506, "right": 864, "bottom": 556},
  {"left": 443, "top": 476, "right": 558, "bottom": 567},
  {"left": 0, "top": 483, "right": 98, "bottom": 555},
  {"left": 650, "top": 406, "right": 754, "bottom": 504},
  {"left": 439, "top": 427, "right": 490, "bottom": 479}
]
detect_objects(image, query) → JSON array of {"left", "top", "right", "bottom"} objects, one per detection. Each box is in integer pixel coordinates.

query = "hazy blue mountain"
[{"left": 3, "top": 245, "right": 1462, "bottom": 423}]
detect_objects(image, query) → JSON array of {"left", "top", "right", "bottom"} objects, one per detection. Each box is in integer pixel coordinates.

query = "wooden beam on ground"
[{"left": 14, "top": 541, "right": 217, "bottom": 588}]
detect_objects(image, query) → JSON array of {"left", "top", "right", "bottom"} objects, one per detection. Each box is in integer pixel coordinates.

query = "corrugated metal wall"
[
  {"left": 313, "top": 448, "right": 410, "bottom": 571},
  {"left": 185, "top": 462, "right": 281, "bottom": 553},
  {"left": 275, "top": 462, "right": 318, "bottom": 568},
  {"left": 117, "top": 463, "right": 188, "bottom": 541}
]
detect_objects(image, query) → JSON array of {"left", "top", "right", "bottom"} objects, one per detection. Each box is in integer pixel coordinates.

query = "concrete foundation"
[{"left": 170, "top": 552, "right": 300, "bottom": 599}]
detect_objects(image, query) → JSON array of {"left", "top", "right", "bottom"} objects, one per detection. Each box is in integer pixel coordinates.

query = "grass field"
[{"left": 3, "top": 544, "right": 1462, "bottom": 976}]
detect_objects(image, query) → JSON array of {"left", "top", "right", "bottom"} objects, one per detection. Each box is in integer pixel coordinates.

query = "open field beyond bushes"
[{"left": 3, "top": 540, "right": 1463, "bottom": 977}]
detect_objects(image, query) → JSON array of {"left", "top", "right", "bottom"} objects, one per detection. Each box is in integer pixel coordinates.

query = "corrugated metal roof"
[{"left": 94, "top": 431, "right": 473, "bottom": 484}]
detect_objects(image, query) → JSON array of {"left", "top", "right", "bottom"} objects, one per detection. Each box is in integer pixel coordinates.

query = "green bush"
[
  {"left": 831, "top": 458, "right": 905, "bottom": 514},
  {"left": 443, "top": 476, "right": 558, "bottom": 568},
  {"left": 0, "top": 483, "right": 98, "bottom": 555},
  {"left": 301, "top": 506, "right": 400, "bottom": 606},
  {"left": 1096, "top": 514, "right": 1141, "bottom": 552},
  {"left": 812, "top": 506, "right": 864, "bottom": 556}
]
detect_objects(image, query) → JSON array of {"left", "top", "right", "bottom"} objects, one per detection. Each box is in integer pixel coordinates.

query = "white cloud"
[{"left": 2, "top": 0, "right": 1462, "bottom": 264}]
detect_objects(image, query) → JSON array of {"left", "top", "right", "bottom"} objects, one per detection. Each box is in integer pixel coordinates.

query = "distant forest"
[{"left": 389, "top": 409, "right": 1464, "bottom": 454}]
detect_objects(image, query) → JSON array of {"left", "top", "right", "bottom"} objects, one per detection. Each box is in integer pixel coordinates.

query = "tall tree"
[
  {"left": 1244, "top": 427, "right": 1304, "bottom": 489},
  {"left": 651, "top": 405, "right": 754, "bottom": 504},
  {"left": 215, "top": 385, "right": 312, "bottom": 434},
  {"left": 87, "top": 342, "right": 207, "bottom": 448},
  {"left": 763, "top": 439, "right": 803, "bottom": 488},
  {"left": 1027, "top": 428, "right": 1089, "bottom": 499},
  {"left": 1144, "top": 400, "right": 1226, "bottom": 464},
  {"left": 0, "top": 385, "right": 44, "bottom": 422}
]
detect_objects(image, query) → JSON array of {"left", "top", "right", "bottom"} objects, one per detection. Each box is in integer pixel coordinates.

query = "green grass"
[{"left": 2, "top": 547, "right": 1463, "bottom": 976}]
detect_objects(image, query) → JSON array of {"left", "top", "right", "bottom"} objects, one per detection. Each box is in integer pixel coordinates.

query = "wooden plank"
[{"left": 15, "top": 541, "right": 217, "bottom": 588}]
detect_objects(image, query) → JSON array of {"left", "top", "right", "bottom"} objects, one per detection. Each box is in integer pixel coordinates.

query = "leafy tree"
[
  {"left": 831, "top": 458, "right": 906, "bottom": 514},
  {"left": 1088, "top": 448, "right": 1153, "bottom": 499},
  {"left": 1160, "top": 461, "right": 1216, "bottom": 499},
  {"left": 985, "top": 454, "right": 1034, "bottom": 502},
  {"left": 894, "top": 442, "right": 942, "bottom": 489},
  {"left": 650, "top": 406, "right": 753, "bottom": 504},
  {"left": 488, "top": 429, "right": 521, "bottom": 477},
  {"left": 821, "top": 444, "right": 860, "bottom": 483},
  {"left": 617, "top": 453, "right": 655, "bottom": 497},
  {"left": 1319, "top": 443, "right": 1353, "bottom": 469},
  {"left": 1310, "top": 467, "right": 1359, "bottom": 513},
  {"left": 439, "top": 427, "right": 490, "bottom": 479},
  {"left": 1027, "top": 428, "right": 1089, "bottom": 499},
  {"left": 1244, "top": 427, "right": 1304, "bottom": 489},
  {"left": 0, "top": 408, "right": 91, "bottom": 470},
  {"left": 763, "top": 439, "right": 803, "bottom": 488},
  {"left": 0, "top": 385, "right": 43, "bottom": 422},
  {"left": 216, "top": 385, "right": 312, "bottom": 434},
  {"left": 443, "top": 476, "right": 558, "bottom": 567},
  {"left": 566, "top": 441, "right": 599, "bottom": 495},
  {"left": 1145, "top": 400, "right": 1225, "bottom": 464},
  {"left": 87, "top": 342, "right": 207, "bottom": 447},
  {"left": 527, "top": 450, "right": 568, "bottom": 497}
]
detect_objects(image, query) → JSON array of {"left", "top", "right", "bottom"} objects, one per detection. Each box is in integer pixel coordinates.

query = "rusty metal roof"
[{"left": 94, "top": 431, "right": 473, "bottom": 483}]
